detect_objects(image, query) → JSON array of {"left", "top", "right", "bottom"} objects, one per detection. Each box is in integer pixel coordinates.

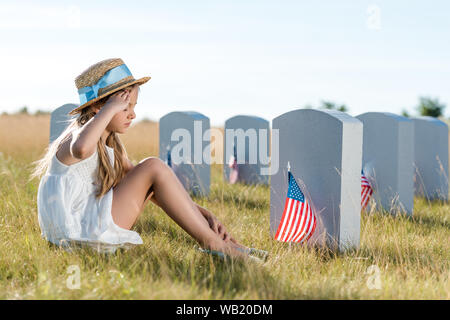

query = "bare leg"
[{"left": 111, "top": 157, "right": 246, "bottom": 258}]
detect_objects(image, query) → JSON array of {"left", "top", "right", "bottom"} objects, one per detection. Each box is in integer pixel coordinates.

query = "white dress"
[{"left": 37, "top": 145, "right": 143, "bottom": 253}]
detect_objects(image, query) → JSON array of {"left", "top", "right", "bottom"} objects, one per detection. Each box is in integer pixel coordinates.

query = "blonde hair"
[{"left": 29, "top": 84, "right": 139, "bottom": 199}]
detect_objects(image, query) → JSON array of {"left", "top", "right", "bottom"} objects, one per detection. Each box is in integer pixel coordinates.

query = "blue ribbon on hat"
[{"left": 78, "top": 64, "right": 133, "bottom": 105}]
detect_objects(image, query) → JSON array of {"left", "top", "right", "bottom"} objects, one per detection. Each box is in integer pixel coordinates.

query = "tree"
[
  {"left": 18, "top": 106, "right": 29, "bottom": 114},
  {"left": 320, "top": 100, "right": 348, "bottom": 112},
  {"left": 417, "top": 96, "right": 446, "bottom": 118},
  {"left": 34, "top": 109, "right": 51, "bottom": 116},
  {"left": 401, "top": 109, "right": 410, "bottom": 118}
]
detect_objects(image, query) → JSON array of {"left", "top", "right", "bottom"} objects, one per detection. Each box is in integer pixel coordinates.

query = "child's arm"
[
  {"left": 121, "top": 154, "right": 135, "bottom": 174},
  {"left": 72, "top": 91, "right": 130, "bottom": 159},
  {"left": 196, "top": 204, "right": 237, "bottom": 243},
  {"left": 126, "top": 158, "right": 135, "bottom": 173}
]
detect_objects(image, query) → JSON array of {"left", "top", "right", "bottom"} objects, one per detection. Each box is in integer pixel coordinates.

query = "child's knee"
[
  {"left": 140, "top": 157, "right": 171, "bottom": 179},
  {"left": 139, "top": 156, "right": 163, "bottom": 168}
]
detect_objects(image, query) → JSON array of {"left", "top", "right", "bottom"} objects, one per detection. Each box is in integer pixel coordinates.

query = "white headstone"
[
  {"left": 159, "top": 111, "right": 210, "bottom": 197},
  {"left": 223, "top": 115, "right": 270, "bottom": 185},
  {"left": 356, "top": 112, "right": 414, "bottom": 215},
  {"left": 271, "top": 109, "right": 362, "bottom": 251},
  {"left": 412, "top": 116, "right": 449, "bottom": 200},
  {"left": 49, "top": 104, "right": 78, "bottom": 144}
]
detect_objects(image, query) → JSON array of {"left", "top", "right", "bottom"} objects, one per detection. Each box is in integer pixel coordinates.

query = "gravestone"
[
  {"left": 49, "top": 104, "right": 78, "bottom": 144},
  {"left": 271, "top": 109, "right": 362, "bottom": 251},
  {"left": 159, "top": 111, "right": 210, "bottom": 197},
  {"left": 356, "top": 112, "right": 414, "bottom": 215},
  {"left": 412, "top": 116, "right": 449, "bottom": 200},
  {"left": 223, "top": 115, "right": 270, "bottom": 185}
]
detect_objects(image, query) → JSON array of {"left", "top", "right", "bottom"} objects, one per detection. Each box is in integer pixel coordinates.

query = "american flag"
[
  {"left": 274, "top": 170, "right": 316, "bottom": 243},
  {"left": 166, "top": 147, "right": 172, "bottom": 168},
  {"left": 228, "top": 144, "right": 238, "bottom": 184},
  {"left": 361, "top": 170, "right": 373, "bottom": 211}
]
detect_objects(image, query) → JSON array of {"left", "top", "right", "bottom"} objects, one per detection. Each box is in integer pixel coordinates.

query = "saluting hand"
[{"left": 104, "top": 90, "right": 131, "bottom": 114}]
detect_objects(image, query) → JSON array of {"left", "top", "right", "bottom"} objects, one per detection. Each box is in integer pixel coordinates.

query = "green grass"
[{"left": 0, "top": 151, "right": 449, "bottom": 299}]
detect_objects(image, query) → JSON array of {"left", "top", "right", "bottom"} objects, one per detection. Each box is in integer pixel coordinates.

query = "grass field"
[{"left": 0, "top": 114, "right": 449, "bottom": 299}]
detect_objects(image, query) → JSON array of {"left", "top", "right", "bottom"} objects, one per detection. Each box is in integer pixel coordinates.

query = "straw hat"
[{"left": 68, "top": 58, "right": 150, "bottom": 115}]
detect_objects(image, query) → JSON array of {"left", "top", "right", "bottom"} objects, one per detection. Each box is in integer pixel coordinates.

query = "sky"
[{"left": 1, "top": 0, "right": 449, "bottom": 126}]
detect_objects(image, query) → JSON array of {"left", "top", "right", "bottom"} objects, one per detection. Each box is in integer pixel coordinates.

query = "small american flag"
[
  {"left": 274, "top": 169, "right": 316, "bottom": 243},
  {"left": 228, "top": 144, "right": 238, "bottom": 184},
  {"left": 166, "top": 147, "right": 172, "bottom": 168},
  {"left": 361, "top": 170, "right": 373, "bottom": 211}
]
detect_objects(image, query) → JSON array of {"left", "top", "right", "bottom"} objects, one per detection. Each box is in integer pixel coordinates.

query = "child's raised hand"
[{"left": 103, "top": 90, "right": 131, "bottom": 114}]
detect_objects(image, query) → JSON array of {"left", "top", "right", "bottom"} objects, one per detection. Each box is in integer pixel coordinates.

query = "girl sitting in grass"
[{"left": 30, "top": 58, "right": 266, "bottom": 262}]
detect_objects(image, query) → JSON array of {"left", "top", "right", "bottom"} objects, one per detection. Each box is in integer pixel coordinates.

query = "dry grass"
[
  {"left": 0, "top": 114, "right": 449, "bottom": 299},
  {"left": 0, "top": 115, "right": 50, "bottom": 164}
]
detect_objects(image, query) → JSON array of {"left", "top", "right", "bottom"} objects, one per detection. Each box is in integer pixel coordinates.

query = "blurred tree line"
[
  {"left": 0, "top": 96, "right": 447, "bottom": 119},
  {"left": 306, "top": 96, "right": 446, "bottom": 119},
  {"left": 305, "top": 100, "right": 348, "bottom": 112},
  {"left": 402, "top": 96, "right": 446, "bottom": 118},
  {"left": 1, "top": 106, "right": 51, "bottom": 116}
]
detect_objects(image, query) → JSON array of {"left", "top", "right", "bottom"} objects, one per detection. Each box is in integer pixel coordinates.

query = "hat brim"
[{"left": 68, "top": 76, "right": 151, "bottom": 116}]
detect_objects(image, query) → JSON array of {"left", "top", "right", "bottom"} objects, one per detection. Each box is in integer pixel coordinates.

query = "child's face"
[{"left": 106, "top": 85, "right": 139, "bottom": 134}]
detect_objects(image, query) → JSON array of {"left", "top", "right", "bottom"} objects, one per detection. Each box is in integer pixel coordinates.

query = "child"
[{"left": 30, "top": 58, "right": 266, "bottom": 261}]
